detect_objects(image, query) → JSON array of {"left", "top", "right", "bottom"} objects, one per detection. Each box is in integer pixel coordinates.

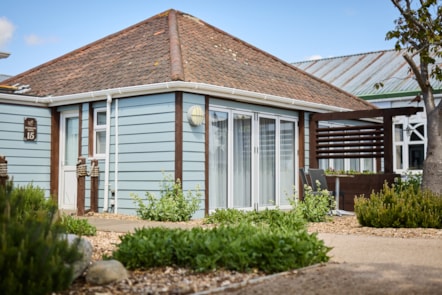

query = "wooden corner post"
[{"left": 76, "top": 157, "right": 86, "bottom": 216}]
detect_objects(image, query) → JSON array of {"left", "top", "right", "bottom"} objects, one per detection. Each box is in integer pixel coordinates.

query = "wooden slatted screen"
[
  {"left": 309, "top": 107, "right": 423, "bottom": 173},
  {"left": 316, "top": 124, "right": 384, "bottom": 159}
]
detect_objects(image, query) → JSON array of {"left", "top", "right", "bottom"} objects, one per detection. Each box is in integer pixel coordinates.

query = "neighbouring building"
[
  {"left": 0, "top": 9, "right": 376, "bottom": 216},
  {"left": 0, "top": 51, "right": 11, "bottom": 83},
  {"left": 294, "top": 49, "right": 442, "bottom": 174}
]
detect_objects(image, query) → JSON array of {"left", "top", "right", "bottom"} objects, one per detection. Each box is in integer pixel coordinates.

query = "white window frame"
[
  {"left": 393, "top": 115, "right": 426, "bottom": 173},
  {"left": 93, "top": 108, "right": 107, "bottom": 158},
  {"left": 209, "top": 105, "right": 298, "bottom": 211}
]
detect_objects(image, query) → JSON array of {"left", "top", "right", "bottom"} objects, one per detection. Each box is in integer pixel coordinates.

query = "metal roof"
[
  {"left": 0, "top": 74, "right": 11, "bottom": 82},
  {"left": 293, "top": 49, "right": 442, "bottom": 98}
]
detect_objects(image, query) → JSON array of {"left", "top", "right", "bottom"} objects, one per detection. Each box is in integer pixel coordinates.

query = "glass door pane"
[
  {"left": 64, "top": 117, "right": 79, "bottom": 166},
  {"left": 209, "top": 111, "right": 228, "bottom": 209},
  {"left": 233, "top": 114, "right": 252, "bottom": 208},
  {"left": 259, "top": 117, "right": 275, "bottom": 206},
  {"left": 280, "top": 120, "right": 295, "bottom": 205}
]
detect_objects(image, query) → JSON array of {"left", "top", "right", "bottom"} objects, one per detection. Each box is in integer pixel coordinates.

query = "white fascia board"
[
  {"left": 0, "top": 93, "right": 46, "bottom": 107},
  {"left": 46, "top": 81, "right": 351, "bottom": 113},
  {"left": 1, "top": 81, "right": 352, "bottom": 114}
]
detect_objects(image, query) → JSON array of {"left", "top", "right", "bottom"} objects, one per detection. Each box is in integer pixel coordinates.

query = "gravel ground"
[{"left": 57, "top": 214, "right": 442, "bottom": 295}]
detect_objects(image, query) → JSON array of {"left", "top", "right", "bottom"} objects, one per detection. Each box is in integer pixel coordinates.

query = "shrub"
[
  {"left": 394, "top": 172, "right": 422, "bottom": 194},
  {"left": 0, "top": 181, "right": 82, "bottom": 295},
  {"left": 205, "top": 208, "right": 306, "bottom": 230},
  {"left": 59, "top": 214, "right": 97, "bottom": 236},
  {"left": 8, "top": 183, "right": 54, "bottom": 222},
  {"left": 354, "top": 182, "right": 442, "bottom": 228},
  {"left": 290, "top": 184, "right": 333, "bottom": 222},
  {"left": 132, "top": 173, "right": 201, "bottom": 222},
  {"left": 111, "top": 224, "right": 330, "bottom": 274}
]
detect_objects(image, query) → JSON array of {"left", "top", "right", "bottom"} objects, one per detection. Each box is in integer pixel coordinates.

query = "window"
[
  {"left": 209, "top": 107, "right": 297, "bottom": 211},
  {"left": 94, "top": 109, "right": 107, "bottom": 157},
  {"left": 393, "top": 118, "right": 426, "bottom": 172}
]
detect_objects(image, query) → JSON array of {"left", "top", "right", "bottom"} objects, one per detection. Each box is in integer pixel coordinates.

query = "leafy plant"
[
  {"left": 354, "top": 182, "right": 442, "bottom": 228},
  {"left": 290, "top": 184, "right": 334, "bottom": 222},
  {"left": 111, "top": 223, "right": 330, "bottom": 274},
  {"left": 132, "top": 173, "right": 201, "bottom": 222},
  {"left": 0, "top": 181, "right": 82, "bottom": 295},
  {"left": 59, "top": 214, "right": 97, "bottom": 236},
  {"left": 325, "top": 168, "right": 374, "bottom": 175},
  {"left": 205, "top": 208, "right": 305, "bottom": 230},
  {"left": 8, "top": 183, "right": 55, "bottom": 222},
  {"left": 394, "top": 172, "right": 422, "bottom": 194}
]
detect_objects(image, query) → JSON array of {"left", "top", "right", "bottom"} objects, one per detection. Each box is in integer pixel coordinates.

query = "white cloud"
[
  {"left": 307, "top": 55, "right": 323, "bottom": 60},
  {"left": 24, "top": 34, "right": 59, "bottom": 46},
  {"left": 0, "top": 17, "right": 15, "bottom": 49}
]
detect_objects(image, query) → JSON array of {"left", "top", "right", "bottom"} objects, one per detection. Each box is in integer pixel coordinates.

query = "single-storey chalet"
[{"left": 0, "top": 9, "right": 375, "bottom": 217}]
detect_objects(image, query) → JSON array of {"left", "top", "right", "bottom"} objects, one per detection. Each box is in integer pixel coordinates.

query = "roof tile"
[{"left": 4, "top": 9, "right": 374, "bottom": 111}]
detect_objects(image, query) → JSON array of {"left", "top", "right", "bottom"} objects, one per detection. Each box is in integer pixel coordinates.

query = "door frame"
[{"left": 58, "top": 110, "right": 80, "bottom": 210}]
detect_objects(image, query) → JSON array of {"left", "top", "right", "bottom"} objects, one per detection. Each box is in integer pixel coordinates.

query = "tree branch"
[{"left": 402, "top": 53, "right": 428, "bottom": 90}]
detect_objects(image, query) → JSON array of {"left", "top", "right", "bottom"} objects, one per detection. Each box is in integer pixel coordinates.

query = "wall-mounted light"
[{"left": 187, "top": 105, "right": 204, "bottom": 126}]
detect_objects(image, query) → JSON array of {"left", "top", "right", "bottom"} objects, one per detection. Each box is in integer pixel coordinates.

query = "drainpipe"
[
  {"left": 114, "top": 98, "right": 119, "bottom": 213},
  {"left": 104, "top": 94, "right": 112, "bottom": 212}
]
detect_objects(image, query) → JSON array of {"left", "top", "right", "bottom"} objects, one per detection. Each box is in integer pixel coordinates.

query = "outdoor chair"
[
  {"left": 308, "top": 168, "right": 345, "bottom": 213},
  {"left": 299, "top": 168, "right": 311, "bottom": 199},
  {"left": 308, "top": 168, "right": 330, "bottom": 192}
]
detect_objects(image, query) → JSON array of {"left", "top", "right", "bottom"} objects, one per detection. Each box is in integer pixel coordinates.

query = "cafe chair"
[
  {"left": 308, "top": 168, "right": 345, "bottom": 212},
  {"left": 299, "top": 168, "right": 311, "bottom": 199}
]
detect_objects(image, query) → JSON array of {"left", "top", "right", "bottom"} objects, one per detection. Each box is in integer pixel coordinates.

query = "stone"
[
  {"left": 86, "top": 259, "right": 128, "bottom": 285},
  {"left": 64, "top": 234, "right": 93, "bottom": 281}
]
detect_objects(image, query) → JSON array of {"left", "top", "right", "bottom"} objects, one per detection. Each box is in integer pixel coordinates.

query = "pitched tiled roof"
[{"left": 3, "top": 9, "right": 374, "bottom": 111}]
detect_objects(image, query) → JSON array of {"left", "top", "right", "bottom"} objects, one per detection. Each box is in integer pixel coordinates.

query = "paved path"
[
  {"left": 318, "top": 233, "right": 442, "bottom": 268},
  {"left": 86, "top": 217, "right": 442, "bottom": 294}
]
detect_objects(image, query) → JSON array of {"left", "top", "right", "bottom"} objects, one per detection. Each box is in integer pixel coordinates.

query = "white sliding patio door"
[
  {"left": 259, "top": 117, "right": 276, "bottom": 206},
  {"left": 233, "top": 113, "right": 252, "bottom": 208},
  {"left": 279, "top": 120, "right": 296, "bottom": 205},
  {"left": 209, "top": 110, "right": 229, "bottom": 210},
  {"left": 209, "top": 107, "right": 298, "bottom": 211}
]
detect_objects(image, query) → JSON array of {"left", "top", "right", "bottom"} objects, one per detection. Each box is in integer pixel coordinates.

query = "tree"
[{"left": 386, "top": 0, "right": 442, "bottom": 194}]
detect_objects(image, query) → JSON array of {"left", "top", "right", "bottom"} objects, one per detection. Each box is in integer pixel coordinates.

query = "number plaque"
[{"left": 24, "top": 118, "right": 37, "bottom": 141}]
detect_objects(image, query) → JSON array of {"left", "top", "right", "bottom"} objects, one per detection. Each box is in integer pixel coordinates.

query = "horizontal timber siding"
[{"left": 0, "top": 103, "right": 51, "bottom": 195}]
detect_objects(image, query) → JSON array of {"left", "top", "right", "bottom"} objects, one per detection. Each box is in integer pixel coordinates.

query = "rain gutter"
[{"left": 1, "top": 81, "right": 352, "bottom": 114}]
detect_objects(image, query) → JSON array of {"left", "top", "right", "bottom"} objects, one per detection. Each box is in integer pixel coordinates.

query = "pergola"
[{"left": 309, "top": 107, "right": 423, "bottom": 173}]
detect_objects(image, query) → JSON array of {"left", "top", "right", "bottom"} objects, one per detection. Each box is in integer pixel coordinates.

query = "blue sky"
[{"left": 0, "top": 1, "right": 401, "bottom": 76}]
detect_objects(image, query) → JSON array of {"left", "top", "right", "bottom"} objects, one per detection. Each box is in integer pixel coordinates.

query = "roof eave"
[{"left": 1, "top": 81, "right": 354, "bottom": 113}]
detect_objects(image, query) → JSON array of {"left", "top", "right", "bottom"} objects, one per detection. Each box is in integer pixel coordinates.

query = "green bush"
[
  {"left": 0, "top": 181, "right": 82, "bottom": 295},
  {"left": 354, "top": 182, "right": 442, "bottom": 228},
  {"left": 8, "top": 183, "right": 54, "bottom": 222},
  {"left": 394, "top": 172, "right": 422, "bottom": 194},
  {"left": 60, "top": 214, "right": 97, "bottom": 236},
  {"left": 111, "top": 224, "right": 330, "bottom": 274},
  {"left": 290, "top": 185, "right": 333, "bottom": 222},
  {"left": 205, "top": 208, "right": 306, "bottom": 230},
  {"left": 132, "top": 173, "right": 201, "bottom": 222}
]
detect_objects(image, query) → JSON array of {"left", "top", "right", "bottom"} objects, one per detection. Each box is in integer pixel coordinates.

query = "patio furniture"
[
  {"left": 299, "top": 168, "right": 314, "bottom": 200},
  {"left": 308, "top": 168, "right": 351, "bottom": 216}
]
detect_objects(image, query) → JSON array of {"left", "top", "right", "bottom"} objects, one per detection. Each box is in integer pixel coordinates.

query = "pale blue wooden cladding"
[
  {"left": 107, "top": 93, "right": 179, "bottom": 215},
  {"left": 0, "top": 104, "right": 51, "bottom": 194},
  {"left": 1, "top": 90, "right": 302, "bottom": 217},
  {"left": 182, "top": 93, "right": 206, "bottom": 218},
  {"left": 93, "top": 92, "right": 207, "bottom": 216}
]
